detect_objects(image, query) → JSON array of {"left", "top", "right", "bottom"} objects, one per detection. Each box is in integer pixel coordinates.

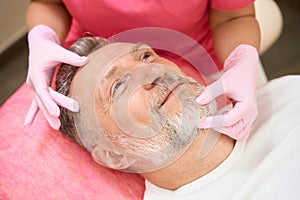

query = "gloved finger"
[
  {"left": 25, "top": 77, "right": 33, "bottom": 88},
  {"left": 198, "top": 116, "right": 214, "bottom": 129},
  {"left": 54, "top": 45, "right": 88, "bottom": 66},
  {"left": 199, "top": 114, "right": 244, "bottom": 130},
  {"left": 196, "top": 79, "right": 225, "bottom": 105},
  {"left": 24, "top": 100, "right": 39, "bottom": 126},
  {"left": 49, "top": 87, "right": 79, "bottom": 112},
  {"left": 230, "top": 123, "right": 251, "bottom": 140},
  {"left": 214, "top": 120, "right": 245, "bottom": 139},
  {"left": 220, "top": 102, "right": 250, "bottom": 126},
  {"left": 35, "top": 86, "right": 60, "bottom": 117},
  {"left": 34, "top": 95, "right": 61, "bottom": 130},
  {"left": 198, "top": 114, "right": 252, "bottom": 140}
]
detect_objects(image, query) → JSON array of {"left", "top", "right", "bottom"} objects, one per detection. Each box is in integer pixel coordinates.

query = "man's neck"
[{"left": 140, "top": 129, "right": 235, "bottom": 190}]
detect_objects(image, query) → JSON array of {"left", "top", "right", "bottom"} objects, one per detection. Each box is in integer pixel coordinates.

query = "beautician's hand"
[
  {"left": 24, "top": 24, "right": 88, "bottom": 129},
  {"left": 196, "top": 44, "right": 259, "bottom": 140}
]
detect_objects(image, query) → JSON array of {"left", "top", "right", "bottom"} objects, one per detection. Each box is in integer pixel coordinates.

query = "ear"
[{"left": 91, "top": 144, "right": 137, "bottom": 170}]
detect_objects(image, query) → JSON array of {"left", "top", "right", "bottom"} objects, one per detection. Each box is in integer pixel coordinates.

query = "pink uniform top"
[{"left": 62, "top": 0, "right": 254, "bottom": 80}]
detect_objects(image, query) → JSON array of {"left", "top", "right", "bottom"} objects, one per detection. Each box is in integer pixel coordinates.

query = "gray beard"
[
  {"left": 138, "top": 72, "right": 216, "bottom": 166},
  {"left": 106, "top": 72, "right": 216, "bottom": 172}
]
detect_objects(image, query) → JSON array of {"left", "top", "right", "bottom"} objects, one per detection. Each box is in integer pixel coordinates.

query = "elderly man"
[{"left": 55, "top": 37, "right": 300, "bottom": 200}]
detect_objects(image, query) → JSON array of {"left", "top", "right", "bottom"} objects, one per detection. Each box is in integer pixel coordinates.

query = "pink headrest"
[{"left": 0, "top": 84, "right": 145, "bottom": 200}]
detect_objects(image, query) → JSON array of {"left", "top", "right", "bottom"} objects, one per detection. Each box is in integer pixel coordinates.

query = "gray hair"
[{"left": 55, "top": 37, "right": 110, "bottom": 144}]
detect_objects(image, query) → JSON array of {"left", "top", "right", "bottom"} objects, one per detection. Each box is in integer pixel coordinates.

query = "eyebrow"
[
  {"left": 104, "top": 43, "right": 147, "bottom": 80},
  {"left": 132, "top": 43, "right": 147, "bottom": 53},
  {"left": 105, "top": 65, "right": 119, "bottom": 80}
]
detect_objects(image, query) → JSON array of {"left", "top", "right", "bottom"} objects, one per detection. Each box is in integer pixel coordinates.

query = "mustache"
[{"left": 150, "top": 72, "right": 202, "bottom": 108}]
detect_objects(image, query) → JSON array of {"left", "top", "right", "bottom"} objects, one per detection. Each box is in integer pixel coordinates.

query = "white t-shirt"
[{"left": 144, "top": 75, "right": 300, "bottom": 200}]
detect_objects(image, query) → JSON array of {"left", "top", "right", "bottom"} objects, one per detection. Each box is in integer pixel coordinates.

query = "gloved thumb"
[{"left": 55, "top": 45, "right": 88, "bottom": 66}]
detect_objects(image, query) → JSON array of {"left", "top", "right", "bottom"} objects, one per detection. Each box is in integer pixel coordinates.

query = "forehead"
[
  {"left": 72, "top": 43, "right": 146, "bottom": 93},
  {"left": 88, "top": 42, "right": 152, "bottom": 79},
  {"left": 89, "top": 42, "right": 151, "bottom": 66}
]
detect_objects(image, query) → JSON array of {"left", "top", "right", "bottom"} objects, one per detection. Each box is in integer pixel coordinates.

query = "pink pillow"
[{"left": 0, "top": 84, "right": 145, "bottom": 200}]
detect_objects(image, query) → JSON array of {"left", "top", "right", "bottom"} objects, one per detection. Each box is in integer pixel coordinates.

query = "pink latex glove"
[
  {"left": 24, "top": 24, "right": 88, "bottom": 130},
  {"left": 196, "top": 44, "right": 259, "bottom": 140}
]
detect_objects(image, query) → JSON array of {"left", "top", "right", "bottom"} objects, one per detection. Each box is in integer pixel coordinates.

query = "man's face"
[
  {"left": 71, "top": 43, "right": 213, "bottom": 172},
  {"left": 93, "top": 43, "right": 204, "bottom": 149},
  {"left": 96, "top": 44, "right": 186, "bottom": 126}
]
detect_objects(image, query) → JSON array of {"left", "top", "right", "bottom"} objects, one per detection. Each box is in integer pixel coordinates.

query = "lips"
[{"left": 158, "top": 82, "right": 185, "bottom": 108}]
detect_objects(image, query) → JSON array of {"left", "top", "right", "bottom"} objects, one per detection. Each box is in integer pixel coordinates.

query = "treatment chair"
[
  {"left": 255, "top": 0, "right": 283, "bottom": 87},
  {"left": 0, "top": 0, "right": 283, "bottom": 199}
]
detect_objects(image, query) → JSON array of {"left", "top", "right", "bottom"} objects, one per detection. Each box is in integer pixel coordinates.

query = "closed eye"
[
  {"left": 111, "top": 80, "right": 123, "bottom": 97},
  {"left": 110, "top": 73, "right": 131, "bottom": 98},
  {"left": 114, "top": 81, "right": 123, "bottom": 91},
  {"left": 140, "top": 51, "right": 155, "bottom": 62},
  {"left": 142, "top": 53, "right": 151, "bottom": 61}
]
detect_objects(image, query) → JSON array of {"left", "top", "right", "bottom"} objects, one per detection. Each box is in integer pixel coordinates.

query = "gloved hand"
[
  {"left": 196, "top": 44, "right": 259, "bottom": 140},
  {"left": 24, "top": 24, "right": 88, "bottom": 130}
]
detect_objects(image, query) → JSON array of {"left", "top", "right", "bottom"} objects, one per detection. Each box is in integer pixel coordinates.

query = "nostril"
[
  {"left": 144, "top": 77, "right": 161, "bottom": 90},
  {"left": 144, "top": 83, "right": 154, "bottom": 90}
]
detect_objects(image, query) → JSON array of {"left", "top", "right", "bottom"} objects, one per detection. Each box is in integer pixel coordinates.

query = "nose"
[{"left": 144, "top": 77, "right": 161, "bottom": 90}]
